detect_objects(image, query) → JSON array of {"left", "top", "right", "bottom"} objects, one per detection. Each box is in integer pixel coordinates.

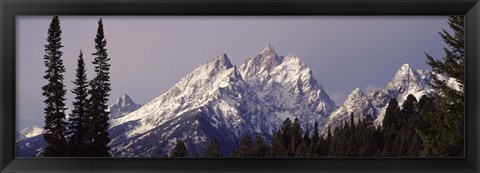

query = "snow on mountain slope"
[
  {"left": 16, "top": 125, "right": 46, "bottom": 157},
  {"left": 239, "top": 44, "right": 336, "bottom": 128},
  {"left": 109, "top": 54, "right": 265, "bottom": 157},
  {"left": 323, "top": 64, "right": 438, "bottom": 132},
  {"left": 108, "top": 45, "right": 337, "bottom": 157},
  {"left": 108, "top": 94, "right": 142, "bottom": 119},
  {"left": 371, "top": 64, "right": 435, "bottom": 126},
  {"left": 16, "top": 94, "right": 141, "bottom": 157},
  {"left": 323, "top": 87, "right": 376, "bottom": 132},
  {"left": 16, "top": 135, "right": 46, "bottom": 157},
  {"left": 20, "top": 125, "right": 44, "bottom": 138}
]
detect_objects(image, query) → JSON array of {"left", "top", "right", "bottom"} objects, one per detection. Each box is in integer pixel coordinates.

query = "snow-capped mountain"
[
  {"left": 108, "top": 94, "right": 142, "bottom": 119},
  {"left": 371, "top": 64, "right": 435, "bottom": 126},
  {"left": 16, "top": 45, "right": 446, "bottom": 158},
  {"left": 16, "top": 125, "right": 46, "bottom": 157},
  {"left": 107, "top": 45, "right": 336, "bottom": 157},
  {"left": 323, "top": 64, "right": 435, "bottom": 132},
  {"left": 20, "top": 125, "right": 44, "bottom": 138},
  {"left": 239, "top": 44, "right": 336, "bottom": 128},
  {"left": 323, "top": 87, "right": 376, "bottom": 132},
  {"left": 108, "top": 54, "right": 260, "bottom": 157},
  {"left": 15, "top": 94, "right": 141, "bottom": 157}
]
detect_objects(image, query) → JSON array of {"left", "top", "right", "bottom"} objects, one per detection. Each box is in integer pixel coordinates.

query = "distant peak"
[
  {"left": 214, "top": 54, "right": 233, "bottom": 69},
  {"left": 266, "top": 44, "right": 274, "bottom": 50},
  {"left": 393, "top": 63, "right": 414, "bottom": 77},
  {"left": 260, "top": 44, "right": 277, "bottom": 57},
  {"left": 350, "top": 87, "right": 365, "bottom": 96},
  {"left": 345, "top": 87, "right": 365, "bottom": 101},
  {"left": 116, "top": 94, "right": 134, "bottom": 105},
  {"left": 353, "top": 87, "right": 362, "bottom": 93},
  {"left": 400, "top": 63, "right": 410, "bottom": 70},
  {"left": 121, "top": 94, "right": 130, "bottom": 99}
]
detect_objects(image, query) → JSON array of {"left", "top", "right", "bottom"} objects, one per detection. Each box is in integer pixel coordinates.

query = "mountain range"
[{"left": 16, "top": 45, "right": 443, "bottom": 157}]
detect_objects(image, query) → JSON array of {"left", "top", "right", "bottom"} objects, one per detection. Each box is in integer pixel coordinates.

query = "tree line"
[
  {"left": 168, "top": 16, "right": 464, "bottom": 158},
  {"left": 42, "top": 16, "right": 112, "bottom": 157}
]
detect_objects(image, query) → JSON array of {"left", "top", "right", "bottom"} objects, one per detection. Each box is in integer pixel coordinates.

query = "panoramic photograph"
[{"left": 16, "top": 16, "right": 464, "bottom": 157}]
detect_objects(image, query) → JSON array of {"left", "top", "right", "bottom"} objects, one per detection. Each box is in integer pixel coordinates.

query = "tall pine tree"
[
  {"left": 270, "top": 130, "right": 285, "bottom": 157},
  {"left": 253, "top": 133, "right": 269, "bottom": 157},
  {"left": 170, "top": 140, "right": 188, "bottom": 157},
  {"left": 86, "top": 18, "right": 112, "bottom": 157},
  {"left": 66, "top": 50, "right": 89, "bottom": 157},
  {"left": 204, "top": 137, "right": 222, "bottom": 157},
  {"left": 424, "top": 16, "right": 464, "bottom": 157},
  {"left": 42, "top": 16, "right": 67, "bottom": 157},
  {"left": 238, "top": 133, "right": 254, "bottom": 157}
]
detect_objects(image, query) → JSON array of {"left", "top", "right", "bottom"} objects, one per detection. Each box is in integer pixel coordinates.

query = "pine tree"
[
  {"left": 204, "top": 137, "right": 222, "bottom": 157},
  {"left": 397, "top": 95, "right": 418, "bottom": 156},
  {"left": 171, "top": 140, "right": 188, "bottom": 157},
  {"left": 415, "top": 95, "right": 437, "bottom": 157},
  {"left": 295, "top": 140, "right": 308, "bottom": 157},
  {"left": 86, "top": 18, "right": 112, "bottom": 157},
  {"left": 301, "top": 125, "right": 311, "bottom": 157},
  {"left": 66, "top": 51, "right": 89, "bottom": 157},
  {"left": 280, "top": 118, "right": 293, "bottom": 156},
  {"left": 346, "top": 113, "right": 356, "bottom": 157},
  {"left": 312, "top": 122, "right": 320, "bottom": 147},
  {"left": 270, "top": 130, "right": 285, "bottom": 157},
  {"left": 424, "top": 16, "right": 465, "bottom": 157},
  {"left": 238, "top": 133, "right": 254, "bottom": 157},
  {"left": 42, "top": 16, "right": 67, "bottom": 157},
  {"left": 253, "top": 133, "right": 269, "bottom": 157},
  {"left": 290, "top": 118, "right": 302, "bottom": 156},
  {"left": 382, "top": 98, "right": 401, "bottom": 156},
  {"left": 308, "top": 121, "right": 320, "bottom": 156}
]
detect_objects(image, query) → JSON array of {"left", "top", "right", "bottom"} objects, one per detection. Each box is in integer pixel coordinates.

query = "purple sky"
[{"left": 16, "top": 16, "right": 449, "bottom": 130}]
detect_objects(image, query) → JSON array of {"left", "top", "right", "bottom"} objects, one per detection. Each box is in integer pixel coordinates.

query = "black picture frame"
[{"left": 1, "top": 0, "right": 479, "bottom": 172}]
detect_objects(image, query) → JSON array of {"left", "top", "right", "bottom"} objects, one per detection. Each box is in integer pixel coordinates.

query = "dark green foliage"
[
  {"left": 66, "top": 51, "right": 89, "bottom": 157},
  {"left": 308, "top": 122, "right": 320, "bottom": 156},
  {"left": 85, "top": 18, "right": 112, "bottom": 157},
  {"left": 381, "top": 98, "right": 401, "bottom": 156},
  {"left": 204, "top": 137, "right": 222, "bottom": 157},
  {"left": 253, "top": 133, "right": 269, "bottom": 157},
  {"left": 290, "top": 118, "right": 302, "bottom": 156},
  {"left": 170, "top": 140, "right": 188, "bottom": 157},
  {"left": 42, "top": 16, "right": 67, "bottom": 157},
  {"left": 269, "top": 130, "right": 285, "bottom": 157},
  {"left": 424, "top": 16, "right": 465, "bottom": 157},
  {"left": 238, "top": 133, "right": 254, "bottom": 157},
  {"left": 223, "top": 91, "right": 459, "bottom": 157},
  {"left": 280, "top": 118, "right": 293, "bottom": 154}
]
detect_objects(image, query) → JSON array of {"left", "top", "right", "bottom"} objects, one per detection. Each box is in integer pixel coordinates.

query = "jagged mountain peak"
[
  {"left": 214, "top": 53, "right": 234, "bottom": 69},
  {"left": 239, "top": 45, "right": 336, "bottom": 126},
  {"left": 109, "top": 94, "right": 141, "bottom": 119},
  {"left": 242, "top": 44, "right": 283, "bottom": 72},
  {"left": 400, "top": 63, "right": 410, "bottom": 70},
  {"left": 260, "top": 44, "right": 277, "bottom": 57},
  {"left": 115, "top": 94, "right": 134, "bottom": 106},
  {"left": 352, "top": 87, "right": 362, "bottom": 93},
  {"left": 384, "top": 63, "right": 430, "bottom": 95},
  {"left": 344, "top": 87, "right": 368, "bottom": 107},
  {"left": 322, "top": 86, "right": 374, "bottom": 133},
  {"left": 201, "top": 53, "right": 234, "bottom": 71},
  {"left": 344, "top": 87, "right": 366, "bottom": 101}
]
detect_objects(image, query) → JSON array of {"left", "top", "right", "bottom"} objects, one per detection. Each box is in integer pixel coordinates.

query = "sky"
[{"left": 16, "top": 16, "right": 450, "bottom": 131}]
